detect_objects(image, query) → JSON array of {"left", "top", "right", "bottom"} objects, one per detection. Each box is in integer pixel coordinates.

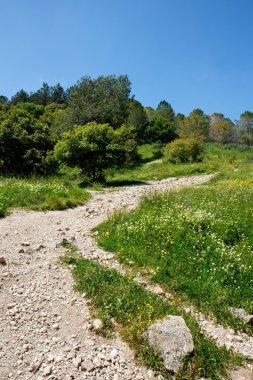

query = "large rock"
[{"left": 144, "top": 315, "right": 194, "bottom": 373}]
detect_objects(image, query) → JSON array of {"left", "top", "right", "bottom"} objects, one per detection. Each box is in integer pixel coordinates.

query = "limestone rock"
[{"left": 144, "top": 316, "right": 194, "bottom": 373}]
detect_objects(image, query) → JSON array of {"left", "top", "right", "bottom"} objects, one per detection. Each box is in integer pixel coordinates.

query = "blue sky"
[{"left": 1, "top": 0, "right": 252, "bottom": 120}]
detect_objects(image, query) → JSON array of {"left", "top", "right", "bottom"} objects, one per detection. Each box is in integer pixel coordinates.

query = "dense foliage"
[
  {"left": 54, "top": 122, "right": 137, "bottom": 181},
  {"left": 164, "top": 138, "right": 203, "bottom": 163},
  {"left": 1, "top": 74, "right": 253, "bottom": 179},
  {"left": 0, "top": 104, "right": 57, "bottom": 175},
  {"left": 67, "top": 75, "right": 131, "bottom": 128}
]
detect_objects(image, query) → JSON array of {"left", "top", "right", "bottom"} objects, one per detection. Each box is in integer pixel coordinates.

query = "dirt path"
[{"left": 1, "top": 174, "right": 246, "bottom": 380}]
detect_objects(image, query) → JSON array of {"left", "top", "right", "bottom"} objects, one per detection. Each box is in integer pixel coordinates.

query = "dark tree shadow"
[{"left": 105, "top": 179, "right": 149, "bottom": 187}]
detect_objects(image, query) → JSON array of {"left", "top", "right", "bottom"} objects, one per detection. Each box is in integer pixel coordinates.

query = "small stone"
[
  {"left": 43, "top": 365, "right": 52, "bottom": 376},
  {"left": 55, "top": 355, "right": 64, "bottom": 363},
  {"left": 81, "top": 360, "right": 94, "bottom": 372},
  {"left": 92, "top": 319, "right": 103, "bottom": 330},
  {"left": 152, "top": 284, "right": 164, "bottom": 295},
  {"left": 72, "top": 356, "right": 82, "bottom": 368},
  {"left": 47, "top": 354, "right": 55, "bottom": 363},
  {"left": 110, "top": 348, "right": 119, "bottom": 359},
  {"left": 52, "top": 323, "right": 60, "bottom": 330},
  {"left": 28, "top": 363, "right": 37, "bottom": 372}
]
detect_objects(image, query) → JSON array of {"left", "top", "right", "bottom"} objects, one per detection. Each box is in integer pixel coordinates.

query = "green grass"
[
  {"left": 96, "top": 158, "right": 253, "bottom": 331},
  {"left": 61, "top": 255, "right": 242, "bottom": 379},
  {"left": 105, "top": 143, "right": 253, "bottom": 184},
  {"left": 0, "top": 176, "right": 90, "bottom": 217}
]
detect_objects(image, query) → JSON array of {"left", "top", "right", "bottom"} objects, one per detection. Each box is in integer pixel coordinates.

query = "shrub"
[
  {"left": 164, "top": 138, "right": 203, "bottom": 163},
  {"left": 54, "top": 122, "right": 137, "bottom": 182}
]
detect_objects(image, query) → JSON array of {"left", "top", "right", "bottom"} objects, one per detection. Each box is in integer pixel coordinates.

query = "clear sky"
[{"left": 1, "top": 0, "right": 253, "bottom": 120}]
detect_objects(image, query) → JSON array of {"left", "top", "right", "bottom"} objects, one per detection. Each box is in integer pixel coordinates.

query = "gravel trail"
[{"left": 1, "top": 174, "right": 244, "bottom": 380}]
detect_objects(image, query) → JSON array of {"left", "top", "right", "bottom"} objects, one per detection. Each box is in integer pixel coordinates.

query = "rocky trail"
[{"left": 0, "top": 174, "right": 252, "bottom": 380}]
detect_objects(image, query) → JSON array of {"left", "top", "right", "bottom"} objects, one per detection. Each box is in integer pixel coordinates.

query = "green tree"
[
  {"left": 143, "top": 116, "right": 177, "bottom": 143},
  {"left": 39, "top": 103, "right": 69, "bottom": 139},
  {"left": 237, "top": 111, "right": 253, "bottom": 145},
  {"left": 144, "top": 106, "right": 156, "bottom": 121},
  {"left": 0, "top": 107, "right": 56, "bottom": 175},
  {"left": 178, "top": 109, "right": 210, "bottom": 141},
  {"left": 11, "top": 89, "right": 29, "bottom": 104},
  {"left": 67, "top": 75, "right": 131, "bottom": 128},
  {"left": 156, "top": 100, "right": 175, "bottom": 122},
  {"left": 29, "top": 82, "right": 52, "bottom": 106},
  {"left": 54, "top": 122, "right": 137, "bottom": 181},
  {"left": 51, "top": 83, "right": 67, "bottom": 104},
  {"left": 0, "top": 95, "right": 8, "bottom": 104},
  {"left": 15, "top": 102, "right": 44, "bottom": 118},
  {"left": 209, "top": 113, "right": 235, "bottom": 143},
  {"left": 127, "top": 98, "right": 148, "bottom": 138}
]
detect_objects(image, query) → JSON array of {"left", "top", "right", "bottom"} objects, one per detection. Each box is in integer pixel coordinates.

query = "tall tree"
[
  {"left": 156, "top": 100, "right": 175, "bottom": 122},
  {"left": 0, "top": 107, "right": 56, "bottom": 175},
  {"left": 29, "top": 82, "right": 52, "bottom": 106},
  {"left": 209, "top": 113, "right": 235, "bottom": 144},
  {"left": 143, "top": 116, "right": 177, "bottom": 143},
  {"left": 144, "top": 106, "right": 156, "bottom": 121},
  {"left": 127, "top": 98, "right": 148, "bottom": 137},
  {"left": 51, "top": 83, "right": 67, "bottom": 104},
  {"left": 11, "top": 89, "right": 29, "bottom": 104},
  {"left": 67, "top": 75, "right": 131, "bottom": 128},
  {"left": 178, "top": 109, "right": 210, "bottom": 141},
  {"left": 237, "top": 111, "right": 253, "bottom": 145},
  {"left": 0, "top": 95, "right": 8, "bottom": 104}
]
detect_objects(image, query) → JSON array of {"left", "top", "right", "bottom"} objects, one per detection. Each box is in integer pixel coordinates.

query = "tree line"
[{"left": 0, "top": 74, "right": 252, "bottom": 180}]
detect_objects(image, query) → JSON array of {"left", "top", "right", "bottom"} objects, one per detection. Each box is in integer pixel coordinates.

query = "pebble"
[
  {"left": 43, "top": 365, "right": 52, "bottom": 376},
  {"left": 72, "top": 356, "right": 82, "bottom": 368}
]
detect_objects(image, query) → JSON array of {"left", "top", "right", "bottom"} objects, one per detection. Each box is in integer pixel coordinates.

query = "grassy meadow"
[
  {"left": 0, "top": 176, "right": 90, "bottom": 217},
  {"left": 96, "top": 145, "right": 253, "bottom": 333},
  {"left": 96, "top": 178, "right": 253, "bottom": 330},
  {"left": 105, "top": 143, "right": 253, "bottom": 184},
  {"left": 1, "top": 143, "right": 252, "bottom": 217}
]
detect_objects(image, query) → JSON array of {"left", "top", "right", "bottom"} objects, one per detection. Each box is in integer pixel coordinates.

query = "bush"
[
  {"left": 164, "top": 138, "right": 203, "bottom": 163},
  {"left": 54, "top": 122, "right": 137, "bottom": 182}
]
